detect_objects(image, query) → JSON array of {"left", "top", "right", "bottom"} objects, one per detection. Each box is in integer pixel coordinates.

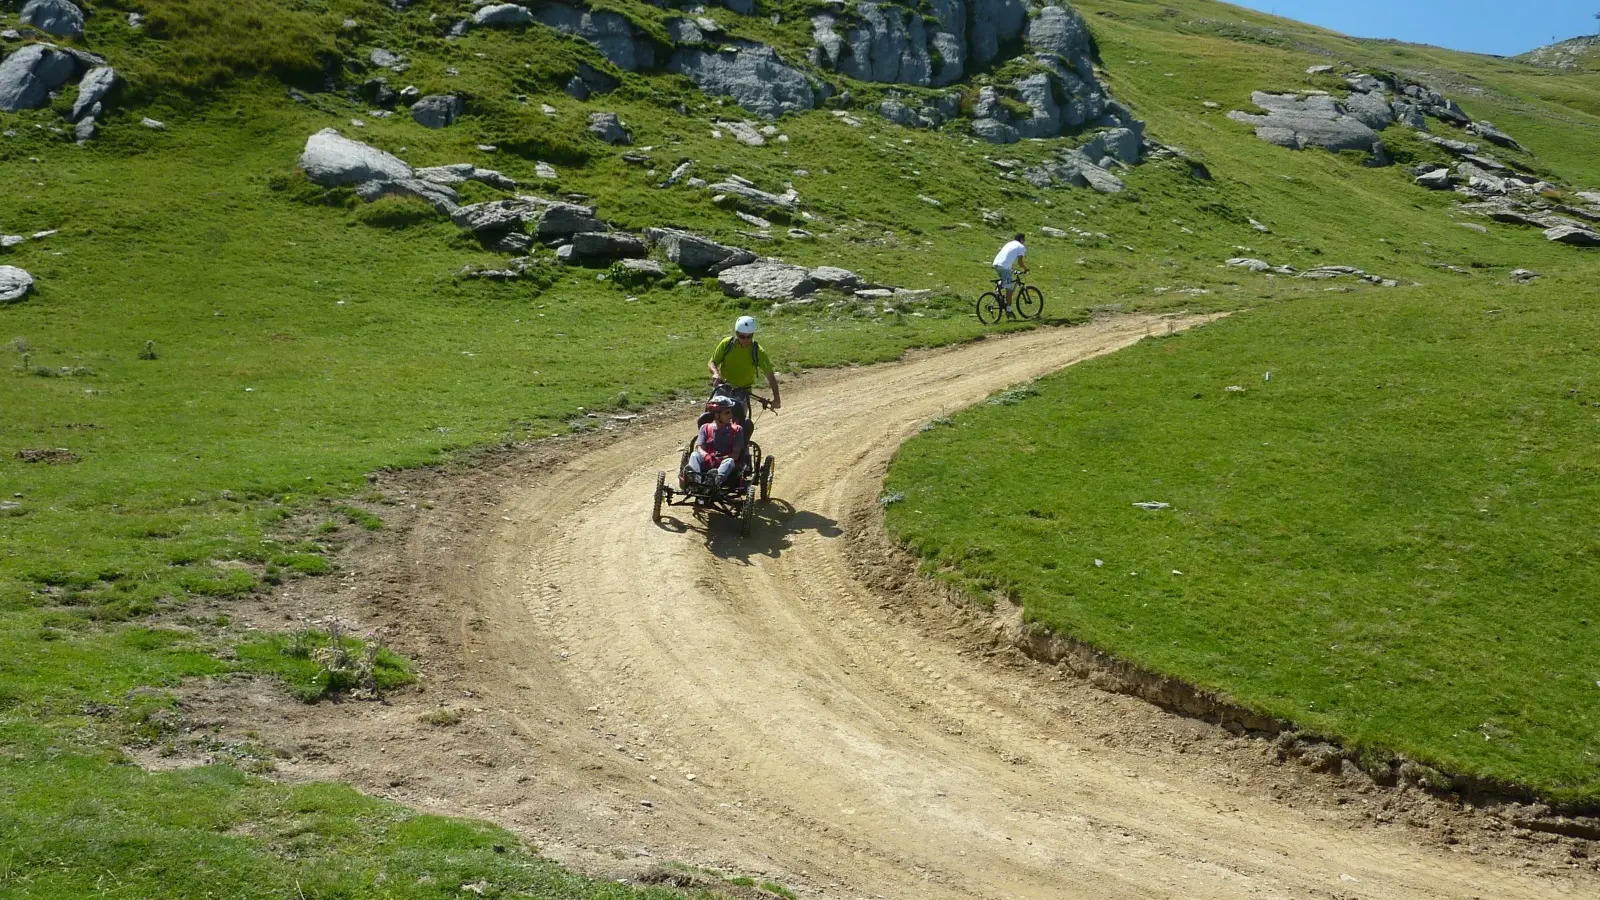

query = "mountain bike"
[{"left": 976, "top": 272, "right": 1043, "bottom": 324}]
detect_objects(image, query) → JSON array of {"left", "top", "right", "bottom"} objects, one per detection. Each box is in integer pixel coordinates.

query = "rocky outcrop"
[
  {"left": 20, "top": 0, "right": 84, "bottom": 39},
  {"left": 415, "top": 164, "right": 516, "bottom": 190},
  {"left": 450, "top": 198, "right": 542, "bottom": 234},
  {"left": 1543, "top": 224, "right": 1600, "bottom": 247},
  {"left": 299, "top": 128, "right": 413, "bottom": 186},
  {"left": 667, "top": 43, "right": 817, "bottom": 120},
  {"left": 644, "top": 227, "right": 755, "bottom": 274},
  {"left": 0, "top": 42, "right": 81, "bottom": 112},
  {"left": 708, "top": 179, "right": 798, "bottom": 213},
  {"left": 532, "top": 201, "right": 606, "bottom": 238},
  {"left": 410, "top": 94, "right": 464, "bottom": 129},
  {"left": 355, "top": 178, "right": 459, "bottom": 213},
  {"left": 537, "top": 3, "right": 654, "bottom": 72},
  {"left": 0, "top": 265, "right": 33, "bottom": 303},
  {"left": 1228, "top": 92, "right": 1387, "bottom": 160}
]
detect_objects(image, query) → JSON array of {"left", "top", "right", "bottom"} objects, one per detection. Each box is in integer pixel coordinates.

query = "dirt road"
[{"left": 209, "top": 317, "right": 1596, "bottom": 899}]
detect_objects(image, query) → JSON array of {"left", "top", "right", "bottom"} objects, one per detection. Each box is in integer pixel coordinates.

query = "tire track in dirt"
[{"left": 432, "top": 315, "right": 1593, "bottom": 899}]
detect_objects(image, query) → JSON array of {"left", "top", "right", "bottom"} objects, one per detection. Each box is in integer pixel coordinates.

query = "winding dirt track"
[{"left": 253, "top": 317, "right": 1595, "bottom": 899}]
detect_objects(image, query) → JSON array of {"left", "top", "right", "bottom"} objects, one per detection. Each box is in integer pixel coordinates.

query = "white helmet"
[{"left": 734, "top": 315, "right": 758, "bottom": 335}]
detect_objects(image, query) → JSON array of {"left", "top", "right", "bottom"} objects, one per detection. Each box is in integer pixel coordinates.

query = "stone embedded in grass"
[
  {"left": 717, "top": 261, "right": 815, "bottom": 299},
  {"left": 643, "top": 227, "right": 754, "bottom": 275},
  {"left": 1544, "top": 224, "right": 1600, "bottom": 247},
  {"left": 70, "top": 65, "right": 115, "bottom": 123},
  {"left": 587, "top": 111, "right": 632, "bottom": 145},
  {"left": 0, "top": 265, "right": 34, "bottom": 303},
  {"left": 569, "top": 231, "right": 646, "bottom": 260},
  {"left": 410, "top": 94, "right": 464, "bottom": 129},
  {"left": 299, "top": 128, "right": 412, "bottom": 186},
  {"left": 0, "top": 43, "right": 79, "bottom": 112}
]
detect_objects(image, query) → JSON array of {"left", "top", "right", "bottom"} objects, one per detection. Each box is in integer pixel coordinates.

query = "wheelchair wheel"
[
  {"left": 652, "top": 471, "right": 665, "bottom": 522},
  {"left": 976, "top": 291, "right": 1005, "bottom": 325},
  {"left": 759, "top": 456, "right": 774, "bottom": 502},
  {"left": 1016, "top": 285, "right": 1044, "bottom": 319},
  {"left": 739, "top": 484, "right": 756, "bottom": 536}
]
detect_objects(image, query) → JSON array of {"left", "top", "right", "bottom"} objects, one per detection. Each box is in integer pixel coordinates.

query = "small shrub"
[
  {"left": 138, "top": 340, "right": 157, "bottom": 360},
  {"left": 420, "top": 708, "right": 463, "bottom": 727}
]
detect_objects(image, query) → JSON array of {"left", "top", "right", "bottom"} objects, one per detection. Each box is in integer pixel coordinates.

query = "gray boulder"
[
  {"left": 833, "top": 2, "right": 932, "bottom": 86},
  {"left": 1392, "top": 101, "right": 1427, "bottom": 129},
  {"left": 415, "top": 164, "right": 515, "bottom": 190},
  {"left": 536, "top": 4, "right": 653, "bottom": 71},
  {"left": 667, "top": 18, "right": 705, "bottom": 45},
  {"left": 1415, "top": 168, "right": 1454, "bottom": 189},
  {"left": 0, "top": 265, "right": 34, "bottom": 303},
  {"left": 644, "top": 227, "right": 755, "bottom": 274},
  {"left": 533, "top": 202, "right": 606, "bottom": 238},
  {"left": 298, "top": 128, "right": 412, "bottom": 186},
  {"left": 1343, "top": 88, "right": 1394, "bottom": 130},
  {"left": 1228, "top": 91, "right": 1386, "bottom": 157},
  {"left": 1010, "top": 73, "right": 1061, "bottom": 139},
  {"left": 564, "top": 76, "right": 590, "bottom": 101},
  {"left": 718, "top": 261, "right": 816, "bottom": 299},
  {"left": 72, "top": 116, "right": 95, "bottom": 143},
  {"left": 1345, "top": 73, "right": 1383, "bottom": 93},
  {"left": 474, "top": 3, "right": 533, "bottom": 27},
  {"left": 370, "top": 48, "right": 405, "bottom": 70},
  {"left": 1226, "top": 258, "right": 1272, "bottom": 271},
  {"left": 618, "top": 257, "right": 665, "bottom": 277},
  {"left": 808, "top": 266, "right": 861, "bottom": 290},
  {"left": 667, "top": 42, "right": 815, "bottom": 119},
  {"left": 879, "top": 98, "right": 918, "bottom": 127},
  {"left": 1545, "top": 225, "right": 1600, "bottom": 247},
  {"left": 0, "top": 42, "right": 77, "bottom": 112},
  {"left": 971, "top": 117, "right": 1019, "bottom": 144},
  {"left": 411, "top": 94, "right": 464, "bottom": 128},
  {"left": 20, "top": 0, "right": 84, "bottom": 39},
  {"left": 721, "top": 119, "right": 765, "bottom": 145},
  {"left": 70, "top": 65, "right": 115, "bottom": 122},
  {"left": 1062, "top": 153, "right": 1124, "bottom": 193},
  {"left": 1091, "top": 127, "right": 1142, "bottom": 164},
  {"left": 587, "top": 111, "right": 632, "bottom": 144},
  {"left": 570, "top": 231, "right": 646, "bottom": 259}
]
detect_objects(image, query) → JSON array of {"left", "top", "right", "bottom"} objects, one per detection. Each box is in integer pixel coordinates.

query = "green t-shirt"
[{"left": 711, "top": 336, "right": 774, "bottom": 389}]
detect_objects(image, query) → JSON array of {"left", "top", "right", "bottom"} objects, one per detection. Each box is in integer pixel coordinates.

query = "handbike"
[{"left": 651, "top": 387, "right": 776, "bottom": 534}]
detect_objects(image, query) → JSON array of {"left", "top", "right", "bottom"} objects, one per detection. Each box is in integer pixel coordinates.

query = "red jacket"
[{"left": 697, "top": 420, "right": 745, "bottom": 465}]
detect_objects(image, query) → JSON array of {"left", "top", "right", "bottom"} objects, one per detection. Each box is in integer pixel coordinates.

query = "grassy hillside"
[{"left": 3, "top": 0, "right": 1600, "bottom": 889}]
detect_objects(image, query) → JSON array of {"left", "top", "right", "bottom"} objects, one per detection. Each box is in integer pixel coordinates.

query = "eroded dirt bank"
[{"left": 164, "top": 317, "right": 1598, "bottom": 899}]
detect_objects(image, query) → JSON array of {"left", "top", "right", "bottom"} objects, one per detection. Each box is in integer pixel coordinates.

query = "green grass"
[
  {"left": 2, "top": 0, "right": 1600, "bottom": 888},
  {"left": 236, "top": 628, "right": 415, "bottom": 702},
  {"left": 885, "top": 273, "right": 1600, "bottom": 804}
]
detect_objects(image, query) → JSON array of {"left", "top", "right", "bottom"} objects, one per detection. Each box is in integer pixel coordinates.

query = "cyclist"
[
  {"left": 992, "top": 233, "right": 1028, "bottom": 319},
  {"left": 706, "top": 315, "right": 782, "bottom": 432},
  {"left": 689, "top": 396, "right": 747, "bottom": 490}
]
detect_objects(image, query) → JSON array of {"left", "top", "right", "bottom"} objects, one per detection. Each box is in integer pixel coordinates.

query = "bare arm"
[{"left": 766, "top": 371, "right": 781, "bottom": 410}]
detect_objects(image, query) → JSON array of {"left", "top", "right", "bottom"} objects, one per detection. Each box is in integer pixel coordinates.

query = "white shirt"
[{"left": 993, "top": 239, "right": 1026, "bottom": 269}]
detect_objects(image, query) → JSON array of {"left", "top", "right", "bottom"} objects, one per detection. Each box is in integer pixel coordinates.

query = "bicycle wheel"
[
  {"left": 652, "top": 471, "right": 665, "bottom": 522},
  {"left": 976, "top": 292, "right": 1005, "bottom": 325},
  {"left": 739, "top": 485, "right": 757, "bottom": 536},
  {"left": 759, "top": 456, "right": 774, "bottom": 502},
  {"left": 1016, "top": 285, "right": 1044, "bottom": 320}
]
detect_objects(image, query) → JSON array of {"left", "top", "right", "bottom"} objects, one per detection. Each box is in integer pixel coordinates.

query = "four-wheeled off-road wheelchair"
[{"left": 651, "top": 392, "right": 776, "bottom": 535}]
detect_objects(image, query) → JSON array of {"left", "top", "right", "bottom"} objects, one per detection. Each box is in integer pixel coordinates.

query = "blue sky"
[{"left": 1223, "top": 1, "right": 1599, "bottom": 57}]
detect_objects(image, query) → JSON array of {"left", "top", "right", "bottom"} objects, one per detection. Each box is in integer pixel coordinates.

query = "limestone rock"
[
  {"left": 667, "top": 42, "right": 816, "bottom": 119},
  {"left": 879, "top": 98, "right": 918, "bottom": 128},
  {"left": 1468, "top": 120, "right": 1524, "bottom": 153},
  {"left": 0, "top": 43, "right": 77, "bottom": 112},
  {"left": 808, "top": 266, "right": 861, "bottom": 290},
  {"left": 707, "top": 180, "right": 797, "bottom": 212},
  {"left": 72, "top": 116, "right": 95, "bottom": 143},
  {"left": 570, "top": 231, "right": 646, "bottom": 259},
  {"left": 533, "top": 202, "right": 606, "bottom": 238},
  {"left": 298, "top": 128, "right": 412, "bottom": 186},
  {"left": 644, "top": 227, "right": 754, "bottom": 274},
  {"left": 0, "top": 265, "right": 33, "bottom": 302},
  {"left": 537, "top": 4, "right": 652, "bottom": 71},
  {"left": 618, "top": 258, "right": 665, "bottom": 277},
  {"left": 20, "top": 0, "right": 84, "bottom": 39},
  {"left": 450, "top": 198, "right": 541, "bottom": 233},
  {"left": 718, "top": 261, "right": 816, "bottom": 299},
  {"left": 1414, "top": 168, "right": 1454, "bottom": 189},
  {"left": 587, "top": 111, "right": 632, "bottom": 145},
  {"left": 70, "top": 65, "right": 115, "bottom": 122},
  {"left": 1026, "top": 4, "right": 1094, "bottom": 62},
  {"left": 1544, "top": 225, "right": 1600, "bottom": 247},
  {"left": 968, "top": 0, "right": 1028, "bottom": 69},
  {"left": 410, "top": 94, "right": 464, "bottom": 129},
  {"left": 1226, "top": 258, "right": 1272, "bottom": 271},
  {"left": 722, "top": 120, "right": 765, "bottom": 146},
  {"left": 1342, "top": 88, "right": 1393, "bottom": 130},
  {"left": 370, "top": 48, "right": 405, "bottom": 70},
  {"left": 1228, "top": 92, "right": 1386, "bottom": 158},
  {"left": 474, "top": 3, "right": 533, "bottom": 27},
  {"left": 356, "top": 178, "right": 459, "bottom": 214}
]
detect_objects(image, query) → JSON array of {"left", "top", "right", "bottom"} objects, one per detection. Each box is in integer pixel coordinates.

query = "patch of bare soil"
[{"left": 146, "top": 318, "right": 1599, "bottom": 898}]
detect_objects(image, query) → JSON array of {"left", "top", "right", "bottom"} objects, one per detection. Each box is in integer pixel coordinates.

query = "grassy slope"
[
  {"left": 885, "top": 0, "right": 1600, "bottom": 802},
  {"left": 2, "top": 0, "right": 1598, "bottom": 889}
]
